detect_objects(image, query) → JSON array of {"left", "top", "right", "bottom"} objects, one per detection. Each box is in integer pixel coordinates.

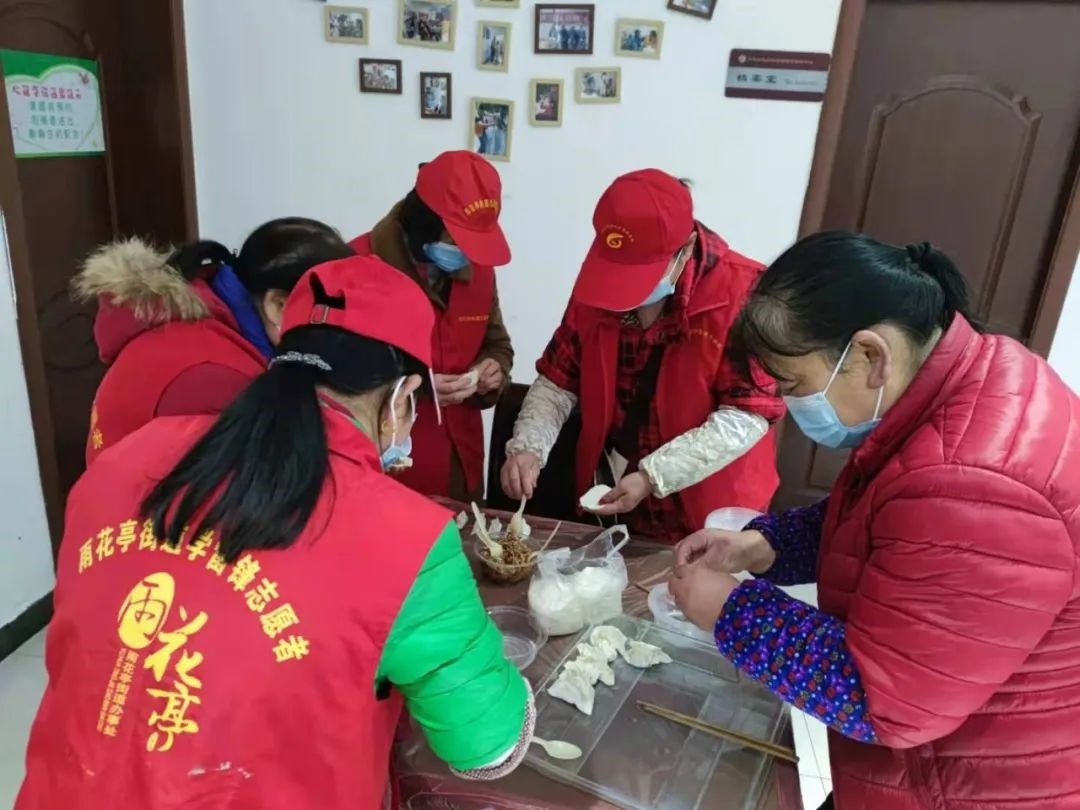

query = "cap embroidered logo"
[{"left": 603, "top": 226, "right": 634, "bottom": 251}]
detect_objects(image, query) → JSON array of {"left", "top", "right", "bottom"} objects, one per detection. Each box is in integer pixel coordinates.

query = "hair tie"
[
  {"left": 906, "top": 241, "right": 933, "bottom": 266},
  {"left": 269, "top": 352, "right": 332, "bottom": 372}
]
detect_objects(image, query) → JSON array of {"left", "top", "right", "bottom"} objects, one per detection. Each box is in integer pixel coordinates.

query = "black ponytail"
[
  {"left": 732, "top": 231, "right": 981, "bottom": 381},
  {"left": 905, "top": 241, "right": 973, "bottom": 330},
  {"left": 141, "top": 322, "right": 426, "bottom": 562},
  {"left": 166, "top": 240, "right": 234, "bottom": 281}
]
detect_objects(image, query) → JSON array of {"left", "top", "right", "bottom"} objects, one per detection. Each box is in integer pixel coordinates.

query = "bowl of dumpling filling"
[{"left": 463, "top": 503, "right": 544, "bottom": 585}]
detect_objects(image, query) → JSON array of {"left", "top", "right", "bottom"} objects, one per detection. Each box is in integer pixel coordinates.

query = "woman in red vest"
[
  {"left": 18, "top": 255, "right": 533, "bottom": 810},
  {"left": 501, "top": 170, "right": 785, "bottom": 543},
  {"left": 671, "top": 233, "right": 1080, "bottom": 810},
  {"left": 76, "top": 217, "right": 352, "bottom": 465},
  {"left": 351, "top": 150, "right": 514, "bottom": 502}
]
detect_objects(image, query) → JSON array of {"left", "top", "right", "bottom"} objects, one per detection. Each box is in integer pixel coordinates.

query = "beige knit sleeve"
[
  {"left": 640, "top": 408, "right": 768, "bottom": 499},
  {"left": 504, "top": 375, "right": 578, "bottom": 467}
]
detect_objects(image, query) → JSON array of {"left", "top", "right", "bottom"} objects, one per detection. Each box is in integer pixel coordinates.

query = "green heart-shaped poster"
[{"left": 1, "top": 49, "right": 105, "bottom": 159}]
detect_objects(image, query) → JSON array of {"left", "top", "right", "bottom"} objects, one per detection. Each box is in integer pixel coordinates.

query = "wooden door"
[
  {"left": 775, "top": 0, "right": 1080, "bottom": 508},
  {"left": 0, "top": 0, "right": 196, "bottom": 550}
]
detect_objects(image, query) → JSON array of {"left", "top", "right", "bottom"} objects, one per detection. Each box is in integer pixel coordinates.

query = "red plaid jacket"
[{"left": 537, "top": 224, "right": 784, "bottom": 541}]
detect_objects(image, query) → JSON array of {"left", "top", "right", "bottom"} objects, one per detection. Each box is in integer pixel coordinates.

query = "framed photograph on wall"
[
  {"left": 477, "top": 21, "right": 511, "bottom": 71},
  {"left": 667, "top": 0, "right": 718, "bottom": 21},
  {"left": 325, "top": 6, "right": 369, "bottom": 44},
  {"left": 359, "top": 59, "right": 403, "bottom": 94},
  {"left": 534, "top": 4, "right": 594, "bottom": 55},
  {"left": 420, "top": 72, "right": 452, "bottom": 118},
  {"left": 615, "top": 18, "right": 664, "bottom": 59},
  {"left": 477, "top": 0, "right": 520, "bottom": 6},
  {"left": 399, "top": 0, "right": 457, "bottom": 50},
  {"left": 575, "top": 67, "right": 620, "bottom": 103},
  {"left": 529, "top": 79, "right": 564, "bottom": 127},
  {"left": 470, "top": 97, "right": 514, "bottom": 162}
]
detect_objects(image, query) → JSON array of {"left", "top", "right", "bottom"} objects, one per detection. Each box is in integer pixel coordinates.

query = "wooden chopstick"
[{"left": 637, "top": 701, "right": 799, "bottom": 764}]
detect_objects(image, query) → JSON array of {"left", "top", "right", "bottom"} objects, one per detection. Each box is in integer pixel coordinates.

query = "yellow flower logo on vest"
[
  {"left": 118, "top": 572, "right": 175, "bottom": 650},
  {"left": 602, "top": 225, "right": 634, "bottom": 250}
]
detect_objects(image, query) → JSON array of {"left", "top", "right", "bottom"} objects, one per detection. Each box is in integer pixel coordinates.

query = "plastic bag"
[{"left": 527, "top": 526, "right": 629, "bottom": 636}]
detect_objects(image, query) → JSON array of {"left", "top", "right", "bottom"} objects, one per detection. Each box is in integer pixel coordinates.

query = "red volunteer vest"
[
  {"left": 87, "top": 297, "right": 265, "bottom": 466},
  {"left": 351, "top": 233, "right": 494, "bottom": 497},
  {"left": 19, "top": 411, "right": 448, "bottom": 810},
  {"left": 574, "top": 245, "right": 779, "bottom": 537}
]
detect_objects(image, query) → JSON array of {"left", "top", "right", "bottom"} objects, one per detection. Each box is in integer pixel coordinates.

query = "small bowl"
[
  {"left": 474, "top": 536, "right": 540, "bottom": 584},
  {"left": 487, "top": 605, "right": 548, "bottom": 670}
]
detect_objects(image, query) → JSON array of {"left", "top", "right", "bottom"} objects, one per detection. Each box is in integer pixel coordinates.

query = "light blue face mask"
[
  {"left": 638, "top": 279, "right": 676, "bottom": 307},
  {"left": 423, "top": 242, "right": 470, "bottom": 273},
  {"left": 635, "top": 245, "right": 690, "bottom": 308},
  {"left": 378, "top": 378, "right": 417, "bottom": 471},
  {"left": 784, "top": 342, "right": 884, "bottom": 450}
]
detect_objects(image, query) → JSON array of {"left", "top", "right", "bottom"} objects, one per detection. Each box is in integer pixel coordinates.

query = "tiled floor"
[
  {"left": 0, "top": 630, "right": 47, "bottom": 809},
  {"left": 0, "top": 624, "right": 831, "bottom": 809}
]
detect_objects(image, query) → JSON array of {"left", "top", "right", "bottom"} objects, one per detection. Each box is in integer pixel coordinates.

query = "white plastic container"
[{"left": 704, "top": 507, "right": 763, "bottom": 532}]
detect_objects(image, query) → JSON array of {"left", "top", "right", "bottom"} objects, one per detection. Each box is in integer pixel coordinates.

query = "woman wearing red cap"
[
  {"left": 502, "top": 170, "right": 785, "bottom": 543},
  {"left": 670, "top": 233, "right": 1080, "bottom": 809},
  {"left": 351, "top": 150, "right": 514, "bottom": 502},
  {"left": 76, "top": 218, "right": 353, "bottom": 467},
  {"left": 18, "top": 255, "right": 533, "bottom": 810}
]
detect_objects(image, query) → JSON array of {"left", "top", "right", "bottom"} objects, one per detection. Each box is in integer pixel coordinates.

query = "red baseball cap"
[
  {"left": 572, "top": 169, "right": 694, "bottom": 311},
  {"left": 415, "top": 150, "right": 511, "bottom": 267},
  {"left": 281, "top": 255, "right": 434, "bottom": 368}
]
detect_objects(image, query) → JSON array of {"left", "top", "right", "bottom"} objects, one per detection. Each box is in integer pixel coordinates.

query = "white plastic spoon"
[{"left": 531, "top": 737, "right": 583, "bottom": 760}]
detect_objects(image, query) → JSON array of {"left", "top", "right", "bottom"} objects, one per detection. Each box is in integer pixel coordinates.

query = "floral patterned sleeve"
[
  {"left": 745, "top": 499, "right": 828, "bottom": 586},
  {"left": 715, "top": 579, "right": 877, "bottom": 743}
]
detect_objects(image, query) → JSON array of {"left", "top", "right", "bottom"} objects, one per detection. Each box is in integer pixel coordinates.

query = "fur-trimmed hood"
[{"left": 74, "top": 238, "right": 235, "bottom": 365}]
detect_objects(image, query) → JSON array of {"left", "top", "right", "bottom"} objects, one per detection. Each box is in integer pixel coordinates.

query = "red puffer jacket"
[{"left": 821, "top": 315, "right": 1080, "bottom": 809}]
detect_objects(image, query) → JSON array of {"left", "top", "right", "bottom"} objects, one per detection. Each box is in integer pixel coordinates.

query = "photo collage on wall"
[{"left": 318, "top": 0, "right": 720, "bottom": 161}]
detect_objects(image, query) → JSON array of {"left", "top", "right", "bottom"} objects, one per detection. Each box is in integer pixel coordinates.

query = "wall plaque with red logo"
[{"left": 725, "top": 49, "right": 831, "bottom": 102}]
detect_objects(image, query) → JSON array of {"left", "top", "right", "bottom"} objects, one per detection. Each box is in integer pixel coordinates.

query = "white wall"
[
  {"left": 184, "top": 0, "right": 841, "bottom": 375},
  {"left": 1049, "top": 256, "right": 1080, "bottom": 392},
  {"left": 0, "top": 211, "right": 55, "bottom": 627}
]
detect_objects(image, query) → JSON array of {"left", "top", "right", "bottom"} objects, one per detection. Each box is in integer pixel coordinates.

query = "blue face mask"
[
  {"left": 378, "top": 378, "right": 417, "bottom": 471},
  {"left": 784, "top": 342, "right": 884, "bottom": 450},
  {"left": 639, "top": 279, "right": 676, "bottom": 307},
  {"left": 423, "top": 242, "right": 469, "bottom": 273}
]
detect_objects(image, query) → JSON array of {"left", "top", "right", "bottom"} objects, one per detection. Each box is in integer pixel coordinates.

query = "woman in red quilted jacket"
[{"left": 671, "top": 232, "right": 1080, "bottom": 810}]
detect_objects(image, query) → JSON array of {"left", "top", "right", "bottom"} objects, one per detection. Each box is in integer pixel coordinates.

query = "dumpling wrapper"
[
  {"left": 579, "top": 485, "right": 613, "bottom": 513},
  {"left": 590, "top": 625, "right": 628, "bottom": 659},
  {"left": 463, "top": 368, "right": 481, "bottom": 388},
  {"left": 621, "top": 640, "right": 673, "bottom": 669},
  {"left": 454, "top": 511, "right": 469, "bottom": 529},
  {"left": 549, "top": 669, "right": 596, "bottom": 715}
]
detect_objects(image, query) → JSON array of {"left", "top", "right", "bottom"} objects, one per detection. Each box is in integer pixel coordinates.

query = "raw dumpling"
[
  {"left": 564, "top": 656, "right": 615, "bottom": 688},
  {"left": 579, "top": 485, "right": 612, "bottom": 513},
  {"left": 455, "top": 512, "right": 469, "bottom": 529},
  {"left": 549, "top": 669, "right": 596, "bottom": 715},
  {"left": 621, "top": 640, "right": 673, "bottom": 669},
  {"left": 566, "top": 643, "right": 616, "bottom": 686},
  {"left": 590, "top": 625, "right": 628, "bottom": 659}
]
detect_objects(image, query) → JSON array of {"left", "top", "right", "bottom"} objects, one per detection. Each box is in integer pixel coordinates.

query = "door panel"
[
  {"left": 776, "top": 0, "right": 1080, "bottom": 508},
  {"left": 1, "top": 1, "right": 117, "bottom": 498},
  {"left": 0, "top": 0, "right": 194, "bottom": 548}
]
